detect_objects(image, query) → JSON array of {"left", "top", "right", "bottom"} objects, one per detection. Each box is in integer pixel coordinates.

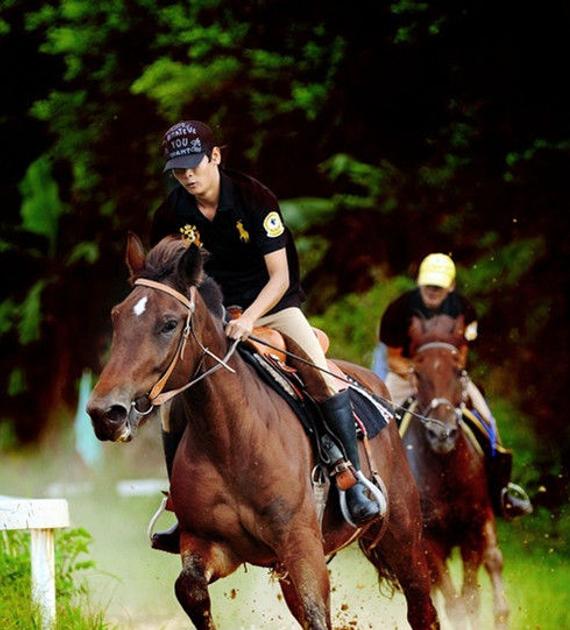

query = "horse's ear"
[
  {"left": 177, "top": 242, "right": 204, "bottom": 287},
  {"left": 126, "top": 232, "right": 146, "bottom": 282}
]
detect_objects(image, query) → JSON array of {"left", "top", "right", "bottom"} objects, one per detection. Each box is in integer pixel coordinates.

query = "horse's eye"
[{"left": 160, "top": 320, "right": 178, "bottom": 334}]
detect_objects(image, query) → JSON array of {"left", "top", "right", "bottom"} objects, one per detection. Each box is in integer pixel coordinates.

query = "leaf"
[
  {"left": 66, "top": 241, "right": 99, "bottom": 265},
  {"left": 0, "top": 299, "right": 17, "bottom": 335},
  {"left": 19, "top": 156, "right": 69, "bottom": 254},
  {"left": 18, "top": 280, "right": 47, "bottom": 345},
  {"left": 7, "top": 368, "right": 27, "bottom": 396}
]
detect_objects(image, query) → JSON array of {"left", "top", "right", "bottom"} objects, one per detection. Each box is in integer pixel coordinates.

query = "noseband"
[{"left": 130, "top": 278, "right": 239, "bottom": 414}]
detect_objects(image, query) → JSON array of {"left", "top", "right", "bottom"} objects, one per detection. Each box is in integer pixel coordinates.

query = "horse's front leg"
[
  {"left": 423, "top": 537, "right": 465, "bottom": 627},
  {"left": 481, "top": 517, "right": 509, "bottom": 629},
  {"left": 460, "top": 532, "right": 484, "bottom": 628},
  {"left": 276, "top": 523, "right": 331, "bottom": 629},
  {"left": 175, "top": 533, "right": 238, "bottom": 630}
]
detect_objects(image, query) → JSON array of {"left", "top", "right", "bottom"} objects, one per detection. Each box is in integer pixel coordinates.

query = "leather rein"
[{"left": 130, "top": 278, "right": 239, "bottom": 415}]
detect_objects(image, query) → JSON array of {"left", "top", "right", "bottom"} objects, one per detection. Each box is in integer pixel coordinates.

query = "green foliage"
[
  {"left": 281, "top": 197, "right": 337, "bottom": 232},
  {"left": 0, "top": 528, "right": 109, "bottom": 629},
  {"left": 490, "top": 397, "right": 538, "bottom": 486},
  {"left": 310, "top": 272, "right": 415, "bottom": 365},
  {"left": 0, "top": 0, "right": 567, "bottom": 477},
  {"left": 7, "top": 367, "right": 27, "bottom": 396},
  {"left": 294, "top": 235, "right": 329, "bottom": 278},
  {"left": 66, "top": 242, "right": 99, "bottom": 265},
  {"left": 0, "top": 298, "right": 17, "bottom": 335},
  {"left": 319, "top": 154, "right": 402, "bottom": 212},
  {"left": 17, "top": 280, "right": 48, "bottom": 345},
  {"left": 460, "top": 237, "right": 546, "bottom": 315},
  {"left": 19, "top": 157, "right": 69, "bottom": 255},
  {"left": 0, "top": 281, "right": 52, "bottom": 345},
  {"left": 131, "top": 56, "right": 241, "bottom": 119}
]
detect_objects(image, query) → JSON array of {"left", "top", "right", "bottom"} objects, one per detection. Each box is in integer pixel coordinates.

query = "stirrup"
[
  {"left": 147, "top": 495, "right": 168, "bottom": 543},
  {"left": 339, "top": 470, "right": 387, "bottom": 528},
  {"left": 501, "top": 482, "right": 533, "bottom": 518}
]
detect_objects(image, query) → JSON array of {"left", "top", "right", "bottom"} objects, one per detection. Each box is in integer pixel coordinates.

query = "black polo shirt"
[
  {"left": 380, "top": 288, "right": 477, "bottom": 357},
  {"left": 151, "top": 168, "right": 304, "bottom": 314}
]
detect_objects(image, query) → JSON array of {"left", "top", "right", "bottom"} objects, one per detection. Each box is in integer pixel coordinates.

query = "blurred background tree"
[{"left": 0, "top": 0, "right": 568, "bottom": 505}]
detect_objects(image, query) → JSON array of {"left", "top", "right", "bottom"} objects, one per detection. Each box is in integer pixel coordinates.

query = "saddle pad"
[
  {"left": 239, "top": 345, "right": 390, "bottom": 440},
  {"left": 239, "top": 346, "right": 318, "bottom": 439},
  {"left": 349, "top": 385, "right": 390, "bottom": 440}
]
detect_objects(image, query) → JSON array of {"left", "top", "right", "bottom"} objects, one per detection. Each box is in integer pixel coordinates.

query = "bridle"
[
  {"left": 130, "top": 278, "right": 239, "bottom": 415},
  {"left": 412, "top": 341, "right": 466, "bottom": 435}
]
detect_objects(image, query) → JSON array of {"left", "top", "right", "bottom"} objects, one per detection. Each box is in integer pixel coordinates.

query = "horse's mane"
[
  {"left": 409, "top": 314, "right": 465, "bottom": 355},
  {"left": 137, "top": 236, "right": 225, "bottom": 319}
]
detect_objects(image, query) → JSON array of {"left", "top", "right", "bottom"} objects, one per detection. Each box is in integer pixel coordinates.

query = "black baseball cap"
[{"left": 162, "top": 120, "right": 216, "bottom": 172}]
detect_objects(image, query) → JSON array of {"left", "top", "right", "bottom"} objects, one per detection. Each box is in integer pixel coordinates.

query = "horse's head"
[
  {"left": 87, "top": 233, "right": 224, "bottom": 442},
  {"left": 410, "top": 315, "right": 466, "bottom": 454}
]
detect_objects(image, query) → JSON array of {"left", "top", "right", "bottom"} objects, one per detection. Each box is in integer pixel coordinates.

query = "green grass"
[{"left": 0, "top": 529, "right": 112, "bottom": 629}]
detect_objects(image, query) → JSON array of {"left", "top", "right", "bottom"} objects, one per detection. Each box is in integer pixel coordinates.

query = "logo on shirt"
[
  {"left": 263, "top": 211, "right": 284, "bottom": 238},
  {"left": 236, "top": 220, "right": 250, "bottom": 243},
  {"left": 180, "top": 224, "right": 202, "bottom": 247}
]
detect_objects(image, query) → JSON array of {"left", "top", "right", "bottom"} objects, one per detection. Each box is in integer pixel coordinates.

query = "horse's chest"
[{"left": 421, "top": 476, "right": 486, "bottom": 527}]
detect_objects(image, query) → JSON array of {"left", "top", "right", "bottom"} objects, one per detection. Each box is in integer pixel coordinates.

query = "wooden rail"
[{"left": 0, "top": 495, "right": 70, "bottom": 630}]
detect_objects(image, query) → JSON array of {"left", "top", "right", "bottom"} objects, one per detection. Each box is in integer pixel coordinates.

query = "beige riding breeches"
[{"left": 256, "top": 306, "right": 338, "bottom": 394}]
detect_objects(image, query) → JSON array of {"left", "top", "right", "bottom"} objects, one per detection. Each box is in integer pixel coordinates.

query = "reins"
[{"left": 248, "top": 334, "right": 457, "bottom": 430}]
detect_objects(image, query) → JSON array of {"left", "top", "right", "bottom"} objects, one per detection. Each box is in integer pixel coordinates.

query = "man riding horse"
[
  {"left": 379, "top": 253, "right": 532, "bottom": 519},
  {"left": 150, "top": 120, "right": 381, "bottom": 550}
]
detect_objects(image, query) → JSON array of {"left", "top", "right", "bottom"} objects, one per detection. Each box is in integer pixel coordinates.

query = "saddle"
[{"left": 244, "top": 326, "right": 390, "bottom": 432}]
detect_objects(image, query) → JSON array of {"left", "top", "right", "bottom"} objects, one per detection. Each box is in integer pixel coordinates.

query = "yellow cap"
[{"left": 417, "top": 253, "right": 456, "bottom": 289}]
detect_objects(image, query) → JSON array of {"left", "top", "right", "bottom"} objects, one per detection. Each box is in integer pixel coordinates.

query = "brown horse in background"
[
  {"left": 400, "top": 315, "right": 508, "bottom": 628},
  {"left": 87, "top": 235, "right": 438, "bottom": 630}
]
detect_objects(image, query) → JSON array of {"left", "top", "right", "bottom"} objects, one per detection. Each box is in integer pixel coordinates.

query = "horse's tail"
[{"left": 358, "top": 538, "right": 402, "bottom": 598}]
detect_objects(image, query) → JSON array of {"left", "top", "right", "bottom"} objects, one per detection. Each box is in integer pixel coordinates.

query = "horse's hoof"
[{"left": 151, "top": 523, "right": 180, "bottom": 554}]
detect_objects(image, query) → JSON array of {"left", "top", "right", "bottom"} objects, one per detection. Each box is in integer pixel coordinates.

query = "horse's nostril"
[{"left": 106, "top": 404, "right": 128, "bottom": 424}]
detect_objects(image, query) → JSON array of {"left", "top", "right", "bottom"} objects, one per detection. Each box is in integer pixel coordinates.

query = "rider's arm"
[
  {"left": 387, "top": 346, "right": 414, "bottom": 378},
  {"left": 225, "top": 248, "right": 289, "bottom": 340}
]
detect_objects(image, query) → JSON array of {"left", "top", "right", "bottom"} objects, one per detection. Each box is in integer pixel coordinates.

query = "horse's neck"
[
  {"left": 179, "top": 338, "right": 261, "bottom": 455},
  {"left": 411, "top": 422, "right": 482, "bottom": 482}
]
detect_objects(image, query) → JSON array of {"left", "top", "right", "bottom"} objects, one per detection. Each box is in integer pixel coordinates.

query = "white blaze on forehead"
[{"left": 133, "top": 296, "right": 148, "bottom": 316}]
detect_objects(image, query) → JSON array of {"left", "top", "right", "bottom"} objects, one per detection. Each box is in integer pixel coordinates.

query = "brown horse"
[
  {"left": 400, "top": 315, "right": 508, "bottom": 628},
  {"left": 87, "top": 234, "right": 438, "bottom": 630}
]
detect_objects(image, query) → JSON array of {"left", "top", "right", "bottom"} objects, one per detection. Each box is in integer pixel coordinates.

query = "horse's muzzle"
[
  {"left": 426, "top": 426, "right": 459, "bottom": 454},
  {"left": 87, "top": 400, "right": 132, "bottom": 442}
]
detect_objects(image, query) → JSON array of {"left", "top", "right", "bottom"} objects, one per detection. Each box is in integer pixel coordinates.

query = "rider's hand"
[{"left": 225, "top": 315, "right": 254, "bottom": 341}]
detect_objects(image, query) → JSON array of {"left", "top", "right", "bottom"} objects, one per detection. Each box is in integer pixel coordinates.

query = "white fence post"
[{"left": 0, "top": 496, "right": 69, "bottom": 630}]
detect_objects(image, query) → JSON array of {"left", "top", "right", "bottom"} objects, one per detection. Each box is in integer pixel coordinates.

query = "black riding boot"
[
  {"left": 151, "top": 428, "right": 183, "bottom": 554},
  {"left": 320, "top": 390, "right": 381, "bottom": 525},
  {"left": 487, "top": 449, "right": 532, "bottom": 519}
]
